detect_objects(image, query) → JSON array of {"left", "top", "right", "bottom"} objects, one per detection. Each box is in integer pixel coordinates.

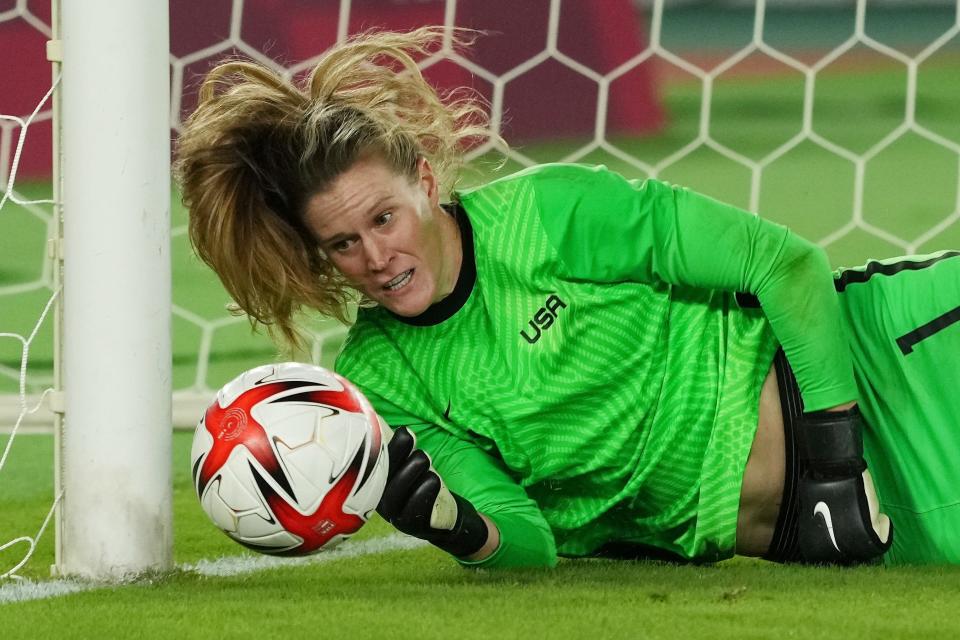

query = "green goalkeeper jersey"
[{"left": 335, "top": 163, "right": 858, "bottom": 567}]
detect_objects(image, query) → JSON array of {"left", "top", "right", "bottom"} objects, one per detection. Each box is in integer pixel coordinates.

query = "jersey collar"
[{"left": 387, "top": 202, "right": 476, "bottom": 327}]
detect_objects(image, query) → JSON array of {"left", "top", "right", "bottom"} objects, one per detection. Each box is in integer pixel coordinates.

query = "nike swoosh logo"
[{"left": 814, "top": 501, "right": 840, "bottom": 552}]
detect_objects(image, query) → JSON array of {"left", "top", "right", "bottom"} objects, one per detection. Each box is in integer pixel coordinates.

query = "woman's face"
[{"left": 303, "top": 155, "right": 462, "bottom": 317}]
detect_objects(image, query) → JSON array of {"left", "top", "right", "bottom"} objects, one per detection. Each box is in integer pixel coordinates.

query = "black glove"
[
  {"left": 796, "top": 407, "right": 893, "bottom": 564},
  {"left": 377, "top": 426, "right": 489, "bottom": 558}
]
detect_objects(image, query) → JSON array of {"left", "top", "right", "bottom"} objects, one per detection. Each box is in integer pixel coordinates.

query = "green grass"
[
  {"left": 4, "top": 434, "right": 960, "bottom": 639},
  {"left": 0, "top": 431, "right": 396, "bottom": 576},
  {"left": 5, "top": 556, "right": 960, "bottom": 640}
]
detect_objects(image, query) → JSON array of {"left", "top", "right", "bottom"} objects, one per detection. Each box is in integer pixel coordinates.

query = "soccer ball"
[{"left": 190, "top": 362, "right": 390, "bottom": 556}]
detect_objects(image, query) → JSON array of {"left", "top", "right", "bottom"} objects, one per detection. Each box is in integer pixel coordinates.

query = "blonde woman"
[{"left": 177, "top": 28, "right": 960, "bottom": 568}]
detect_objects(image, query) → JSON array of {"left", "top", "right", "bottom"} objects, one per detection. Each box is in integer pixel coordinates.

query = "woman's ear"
[{"left": 416, "top": 156, "right": 440, "bottom": 205}]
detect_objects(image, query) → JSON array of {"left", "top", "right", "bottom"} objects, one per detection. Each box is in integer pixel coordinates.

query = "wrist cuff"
[
  {"left": 431, "top": 492, "right": 488, "bottom": 558},
  {"left": 798, "top": 406, "right": 865, "bottom": 476}
]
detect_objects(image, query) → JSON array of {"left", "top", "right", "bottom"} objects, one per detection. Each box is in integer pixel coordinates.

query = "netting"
[
  {"left": 164, "top": 0, "right": 960, "bottom": 426},
  {"left": 0, "top": 0, "right": 60, "bottom": 579},
  {"left": 1, "top": 0, "right": 959, "bottom": 579}
]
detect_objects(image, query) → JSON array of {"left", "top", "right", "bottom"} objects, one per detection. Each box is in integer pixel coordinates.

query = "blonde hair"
[{"left": 175, "top": 27, "right": 499, "bottom": 348}]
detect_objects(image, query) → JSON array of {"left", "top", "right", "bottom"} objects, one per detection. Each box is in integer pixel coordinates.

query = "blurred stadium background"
[{"left": 3, "top": 0, "right": 959, "bottom": 414}]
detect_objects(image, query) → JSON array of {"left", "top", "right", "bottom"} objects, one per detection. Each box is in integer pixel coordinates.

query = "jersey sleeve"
[
  {"left": 532, "top": 163, "right": 857, "bottom": 411},
  {"left": 410, "top": 423, "right": 558, "bottom": 569},
  {"left": 355, "top": 387, "right": 558, "bottom": 569}
]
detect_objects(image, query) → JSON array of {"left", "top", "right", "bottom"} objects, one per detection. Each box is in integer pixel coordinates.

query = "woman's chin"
[{"left": 378, "top": 288, "right": 433, "bottom": 318}]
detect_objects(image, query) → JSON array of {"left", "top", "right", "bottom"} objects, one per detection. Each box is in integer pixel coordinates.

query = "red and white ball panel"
[{"left": 190, "top": 363, "right": 390, "bottom": 556}]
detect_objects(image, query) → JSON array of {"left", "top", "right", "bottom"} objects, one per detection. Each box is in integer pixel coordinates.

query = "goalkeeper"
[{"left": 176, "top": 28, "right": 960, "bottom": 568}]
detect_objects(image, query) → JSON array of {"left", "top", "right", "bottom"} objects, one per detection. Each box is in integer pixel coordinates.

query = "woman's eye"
[
  {"left": 332, "top": 239, "right": 352, "bottom": 252},
  {"left": 375, "top": 211, "right": 393, "bottom": 226}
]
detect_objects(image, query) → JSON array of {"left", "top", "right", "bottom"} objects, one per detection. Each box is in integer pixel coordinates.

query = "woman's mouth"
[{"left": 383, "top": 269, "right": 414, "bottom": 292}]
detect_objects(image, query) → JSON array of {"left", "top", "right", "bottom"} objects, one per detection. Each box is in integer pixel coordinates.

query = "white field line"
[
  {"left": 0, "top": 426, "right": 53, "bottom": 435},
  {"left": 0, "top": 533, "right": 426, "bottom": 604},
  {"left": 184, "top": 533, "right": 427, "bottom": 577}
]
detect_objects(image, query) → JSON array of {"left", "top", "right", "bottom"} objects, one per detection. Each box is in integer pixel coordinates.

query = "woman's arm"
[
  {"left": 533, "top": 163, "right": 858, "bottom": 411},
  {"left": 407, "top": 421, "right": 558, "bottom": 569}
]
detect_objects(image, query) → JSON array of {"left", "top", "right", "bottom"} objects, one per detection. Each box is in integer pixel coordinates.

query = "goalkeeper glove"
[
  {"left": 377, "top": 426, "right": 489, "bottom": 558},
  {"left": 796, "top": 406, "right": 893, "bottom": 564}
]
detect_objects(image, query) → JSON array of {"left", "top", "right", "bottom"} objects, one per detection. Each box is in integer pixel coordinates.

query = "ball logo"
[
  {"left": 313, "top": 519, "right": 336, "bottom": 536},
  {"left": 218, "top": 407, "right": 248, "bottom": 441}
]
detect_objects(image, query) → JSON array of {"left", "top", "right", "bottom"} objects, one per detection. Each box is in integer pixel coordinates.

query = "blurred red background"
[{"left": 2, "top": 0, "right": 663, "bottom": 179}]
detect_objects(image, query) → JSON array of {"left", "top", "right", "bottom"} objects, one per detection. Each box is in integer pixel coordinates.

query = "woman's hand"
[
  {"left": 378, "top": 426, "right": 495, "bottom": 559},
  {"left": 796, "top": 406, "right": 893, "bottom": 563}
]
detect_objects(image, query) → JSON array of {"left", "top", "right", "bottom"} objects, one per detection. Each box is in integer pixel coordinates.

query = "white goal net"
[
  {"left": 0, "top": 0, "right": 60, "bottom": 580},
  {"left": 1, "top": 0, "right": 958, "bottom": 580},
  {"left": 164, "top": 0, "right": 960, "bottom": 427}
]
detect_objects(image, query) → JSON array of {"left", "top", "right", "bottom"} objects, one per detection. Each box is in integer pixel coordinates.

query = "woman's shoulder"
[
  {"left": 458, "top": 162, "right": 618, "bottom": 199},
  {"left": 338, "top": 308, "right": 390, "bottom": 352}
]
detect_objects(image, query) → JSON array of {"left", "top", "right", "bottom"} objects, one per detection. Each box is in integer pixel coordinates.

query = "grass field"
[
  {"left": 2, "top": 45, "right": 960, "bottom": 638},
  {"left": 3, "top": 432, "right": 960, "bottom": 639}
]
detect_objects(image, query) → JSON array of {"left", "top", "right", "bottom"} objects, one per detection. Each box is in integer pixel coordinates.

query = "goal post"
[{"left": 57, "top": 0, "right": 172, "bottom": 578}]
